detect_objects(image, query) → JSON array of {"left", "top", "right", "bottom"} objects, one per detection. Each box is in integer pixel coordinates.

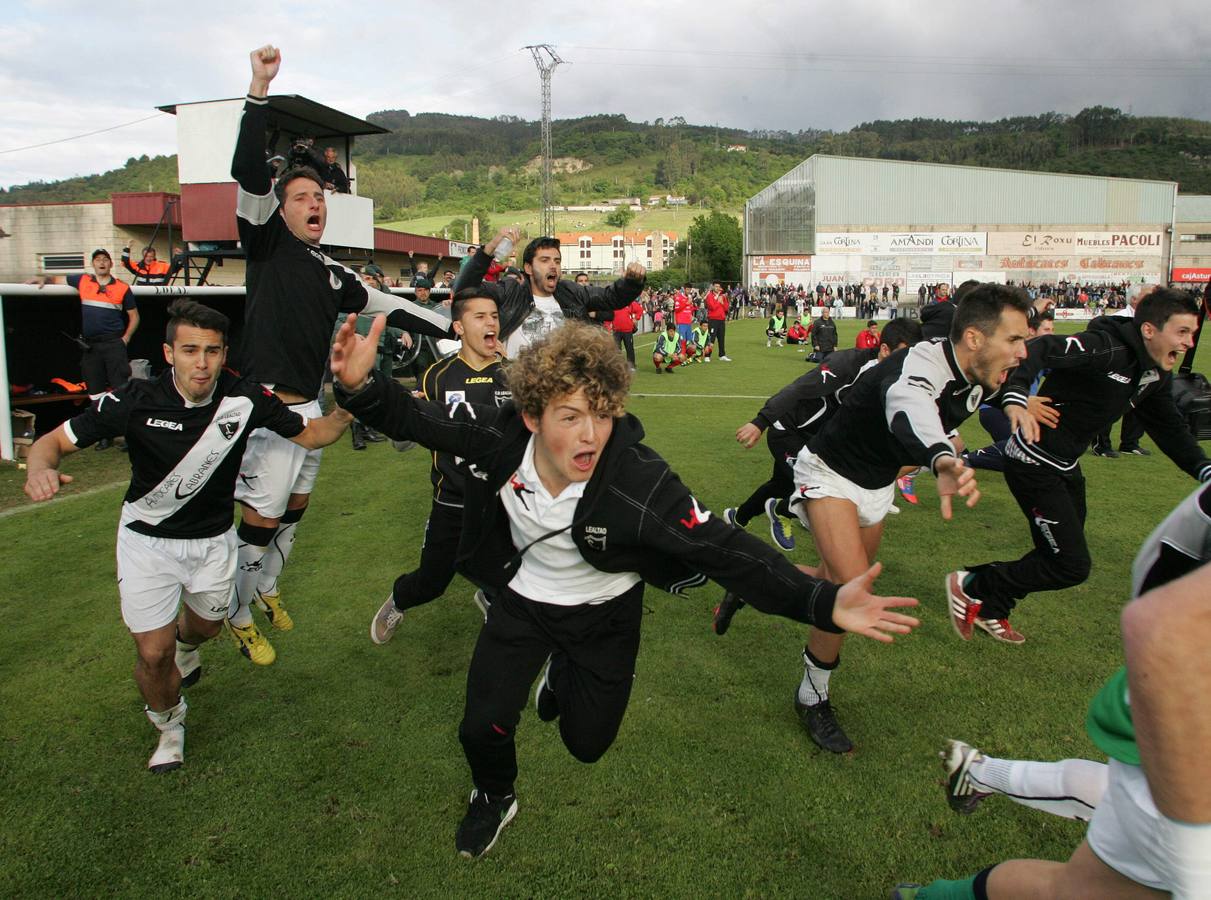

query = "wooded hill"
[{"left": 5, "top": 106, "right": 1210, "bottom": 216}]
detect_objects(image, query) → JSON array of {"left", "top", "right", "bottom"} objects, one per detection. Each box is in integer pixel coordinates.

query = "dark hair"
[
  {"left": 273, "top": 166, "right": 324, "bottom": 203},
  {"left": 165, "top": 299, "right": 230, "bottom": 345},
  {"left": 522, "top": 236, "right": 561, "bottom": 267},
  {"left": 867, "top": 320, "right": 877, "bottom": 327},
  {"left": 142, "top": 246, "right": 156, "bottom": 256},
  {"left": 880, "top": 318, "right": 923, "bottom": 350},
  {"left": 1137, "top": 288, "right": 1199, "bottom": 330},
  {"left": 949, "top": 284, "right": 1033, "bottom": 343},
  {"left": 450, "top": 287, "right": 498, "bottom": 322},
  {"left": 953, "top": 280, "right": 982, "bottom": 303},
  {"left": 91, "top": 248, "right": 111, "bottom": 261},
  {"left": 575, "top": 271, "right": 588, "bottom": 279}
]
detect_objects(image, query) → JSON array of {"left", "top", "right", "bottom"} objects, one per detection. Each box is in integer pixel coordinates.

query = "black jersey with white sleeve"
[
  {"left": 231, "top": 96, "right": 452, "bottom": 398},
  {"left": 809, "top": 341, "right": 990, "bottom": 489},
  {"left": 63, "top": 370, "right": 305, "bottom": 539}
]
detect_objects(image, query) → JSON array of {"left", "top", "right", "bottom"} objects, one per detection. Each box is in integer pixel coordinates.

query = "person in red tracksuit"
[
  {"left": 856, "top": 320, "right": 881, "bottom": 350},
  {"left": 611, "top": 299, "right": 643, "bottom": 369},
  {"left": 704, "top": 281, "right": 732, "bottom": 361},
  {"left": 673, "top": 285, "right": 694, "bottom": 346}
]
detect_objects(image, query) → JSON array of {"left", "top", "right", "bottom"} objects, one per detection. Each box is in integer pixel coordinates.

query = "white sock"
[
  {"left": 257, "top": 520, "right": 298, "bottom": 595},
  {"left": 968, "top": 755, "right": 1107, "bottom": 821},
  {"left": 229, "top": 542, "right": 268, "bottom": 628},
  {"left": 798, "top": 649, "right": 837, "bottom": 707},
  {"left": 145, "top": 696, "right": 187, "bottom": 730}
]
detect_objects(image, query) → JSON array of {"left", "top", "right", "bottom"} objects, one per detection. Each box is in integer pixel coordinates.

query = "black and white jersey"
[
  {"left": 64, "top": 370, "right": 305, "bottom": 539},
  {"left": 1001, "top": 314, "right": 1211, "bottom": 480},
  {"left": 1132, "top": 482, "right": 1211, "bottom": 597},
  {"left": 810, "top": 340, "right": 991, "bottom": 489},
  {"left": 751, "top": 346, "right": 879, "bottom": 442},
  {"left": 420, "top": 353, "right": 510, "bottom": 507},
  {"left": 231, "top": 97, "right": 452, "bottom": 398}
]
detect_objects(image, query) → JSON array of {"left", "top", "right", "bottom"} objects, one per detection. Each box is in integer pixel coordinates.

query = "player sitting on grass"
[
  {"left": 22, "top": 300, "right": 353, "bottom": 773},
  {"left": 895, "top": 482, "right": 1211, "bottom": 899},
  {"left": 652, "top": 321, "right": 685, "bottom": 373},
  {"left": 330, "top": 317, "right": 920, "bottom": 861},
  {"left": 687, "top": 321, "right": 713, "bottom": 363}
]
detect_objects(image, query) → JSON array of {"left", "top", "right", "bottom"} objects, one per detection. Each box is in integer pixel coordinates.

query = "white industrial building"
[{"left": 744, "top": 155, "right": 1182, "bottom": 292}]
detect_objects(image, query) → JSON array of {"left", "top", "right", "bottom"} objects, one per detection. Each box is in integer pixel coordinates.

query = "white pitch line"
[
  {"left": 0, "top": 480, "right": 125, "bottom": 519},
  {"left": 632, "top": 392, "right": 767, "bottom": 400}
]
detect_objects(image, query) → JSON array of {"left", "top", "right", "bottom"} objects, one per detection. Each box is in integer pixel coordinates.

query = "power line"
[{"left": 0, "top": 114, "right": 165, "bottom": 155}]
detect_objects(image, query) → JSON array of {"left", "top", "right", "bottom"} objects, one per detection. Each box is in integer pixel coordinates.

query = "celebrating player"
[
  {"left": 947, "top": 288, "right": 1211, "bottom": 645},
  {"left": 22, "top": 301, "right": 353, "bottom": 772},
  {"left": 896, "top": 483, "right": 1211, "bottom": 898},
  {"left": 765, "top": 285, "right": 1033, "bottom": 753},
  {"left": 370, "top": 289, "right": 510, "bottom": 643},
  {"left": 330, "top": 318, "right": 919, "bottom": 860},
  {"left": 226, "top": 45, "right": 454, "bottom": 664}
]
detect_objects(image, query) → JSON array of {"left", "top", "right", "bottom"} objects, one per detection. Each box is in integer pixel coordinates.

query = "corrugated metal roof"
[
  {"left": 1177, "top": 195, "right": 1211, "bottom": 223},
  {"left": 807, "top": 156, "right": 1175, "bottom": 226}
]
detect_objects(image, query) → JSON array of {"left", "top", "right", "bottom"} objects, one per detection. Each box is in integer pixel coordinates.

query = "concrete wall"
[{"left": 0, "top": 202, "right": 165, "bottom": 283}]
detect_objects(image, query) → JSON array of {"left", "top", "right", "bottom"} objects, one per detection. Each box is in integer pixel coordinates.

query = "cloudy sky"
[{"left": 4, "top": 0, "right": 1211, "bottom": 188}]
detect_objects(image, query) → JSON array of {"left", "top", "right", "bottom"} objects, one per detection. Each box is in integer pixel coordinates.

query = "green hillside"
[{"left": 5, "top": 106, "right": 1211, "bottom": 231}]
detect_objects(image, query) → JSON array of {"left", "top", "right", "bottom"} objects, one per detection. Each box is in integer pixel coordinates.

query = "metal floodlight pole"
[{"left": 525, "top": 44, "right": 565, "bottom": 237}]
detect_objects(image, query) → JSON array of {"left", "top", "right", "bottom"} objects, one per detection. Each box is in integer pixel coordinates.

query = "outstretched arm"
[{"left": 23, "top": 426, "right": 79, "bottom": 502}]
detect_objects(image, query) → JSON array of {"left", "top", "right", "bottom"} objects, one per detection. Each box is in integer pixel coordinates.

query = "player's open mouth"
[
  {"left": 483, "top": 330, "right": 496, "bottom": 345},
  {"left": 572, "top": 450, "right": 596, "bottom": 472},
  {"left": 307, "top": 214, "right": 321, "bottom": 229}
]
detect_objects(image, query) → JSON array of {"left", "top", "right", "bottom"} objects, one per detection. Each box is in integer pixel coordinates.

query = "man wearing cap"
[{"left": 28, "top": 248, "right": 140, "bottom": 450}]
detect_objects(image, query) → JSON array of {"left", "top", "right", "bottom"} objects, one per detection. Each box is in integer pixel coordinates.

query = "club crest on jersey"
[
  {"left": 329, "top": 270, "right": 343, "bottom": 290},
  {"left": 967, "top": 385, "right": 984, "bottom": 412},
  {"left": 216, "top": 412, "right": 243, "bottom": 440},
  {"left": 584, "top": 525, "right": 607, "bottom": 551},
  {"left": 494, "top": 389, "right": 512, "bottom": 406}
]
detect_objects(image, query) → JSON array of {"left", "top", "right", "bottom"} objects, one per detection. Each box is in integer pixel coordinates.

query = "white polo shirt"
[{"left": 501, "top": 437, "right": 641, "bottom": 606}]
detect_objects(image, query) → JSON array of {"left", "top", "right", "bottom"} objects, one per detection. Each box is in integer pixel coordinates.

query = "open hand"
[
  {"left": 331, "top": 313, "right": 384, "bottom": 391},
  {"left": 832, "top": 562, "right": 919, "bottom": 642},
  {"left": 1006, "top": 403, "right": 1040, "bottom": 444},
  {"left": 935, "top": 455, "right": 980, "bottom": 520},
  {"left": 1027, "top": 395, "right": 1060, "bottom": 430}
]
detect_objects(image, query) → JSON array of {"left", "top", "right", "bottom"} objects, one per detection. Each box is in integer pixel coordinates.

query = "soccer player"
[
  {"left": 786, "top": 317, "right": 810, "bottom": 350},
  {"left": 454, "top": 229, "right": 645, "bottom": 356},
  {"left": 766, "top": 307, "right": 787, "bottom": 347},
  {"left": 895, "top": 484, "right": 1211, "bottom": 899},
  {"left": 227, "top": 45, "right": 454, "bottom": 664},
  {"left": 22, "top": 300, "right": 353, "bottom": 772},
  {"left": 652, "top": 322, "right": 684, "bottom": 372},
  {"left": 370, "top": 288, "right": 509, "bottom": 644},
  {"left": 609, "top": 296, "right": 643, "bottom": 369},
  {"left": 947, "top": 289, "right": 1211, "bottom": 645},
  {"left": 779, "top": 285, "right": 1034, "bottom": 752},
  {"left": 724, "top": 319, "right": 924, "bottom": 554},
  {"left": 330, "top": 318, "right": 920, "bottom": 860}
]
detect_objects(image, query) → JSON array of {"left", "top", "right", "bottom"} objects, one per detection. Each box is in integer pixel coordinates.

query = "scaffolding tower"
[{"left": 525, "top": 44, "right": 564, "bottom": 237}]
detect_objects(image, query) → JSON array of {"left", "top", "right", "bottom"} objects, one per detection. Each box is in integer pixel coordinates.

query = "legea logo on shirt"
[{"left": 146, "top": 418, "right": 183, "bottom": 431}]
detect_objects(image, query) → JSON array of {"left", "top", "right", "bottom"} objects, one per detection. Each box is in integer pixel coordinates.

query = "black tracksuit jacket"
[
  {"left": 335, "top": 372, "right": 844, "bottom": 631},
  {"left": 1000, "top": 314, "right": 1211, "bottom": 481}
]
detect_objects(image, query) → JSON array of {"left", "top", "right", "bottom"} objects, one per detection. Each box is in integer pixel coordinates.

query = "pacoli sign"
[
  {"left": 986, "top": 231, "right": 1163, "bottom": 256},
  {"left": 815, "top": 232, "right": 987, "bottom": 255}
]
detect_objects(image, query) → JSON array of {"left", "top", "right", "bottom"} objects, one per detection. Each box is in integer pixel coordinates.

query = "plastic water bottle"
[{"left": 493, "top": 236, "right": 513, "bottom": 263}]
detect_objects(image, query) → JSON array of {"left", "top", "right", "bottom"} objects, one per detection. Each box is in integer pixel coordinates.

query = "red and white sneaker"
[
  {"left": 975, "top": 617, "right": 1025, "bottom": 645},
  {"left": 896, "top": 474, "right": 920, "bottom": 505},
  {"left": 945, "top": 570, "right": 981, "bottom": 641}
]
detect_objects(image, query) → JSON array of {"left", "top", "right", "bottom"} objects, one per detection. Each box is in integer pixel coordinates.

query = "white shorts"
[
  {"left": 234, "top": 398, "right": 322, "bottom": 518},
  {"left": 790, "top": 448, "right": 895, "bottom": 529},
  {"left": 116, "top": 514, "right": 238, "bottom": 633},
  {"left": 1086, "top": 758, "right": 1191, "bottom": 891}
]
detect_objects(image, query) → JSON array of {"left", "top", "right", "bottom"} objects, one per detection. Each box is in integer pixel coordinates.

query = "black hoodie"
[{"left": 334, "top": 373, "right": 843, "bottom": 631}]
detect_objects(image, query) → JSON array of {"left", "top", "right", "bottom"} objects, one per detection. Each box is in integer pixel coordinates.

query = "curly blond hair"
[{"left": 506, "top": 321, "right": 631, "bottom": 419}]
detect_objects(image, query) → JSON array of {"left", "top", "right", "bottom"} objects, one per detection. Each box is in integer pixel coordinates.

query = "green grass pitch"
[{"left": 1, "top": 316, "right": 1204, "bottom": 897}]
